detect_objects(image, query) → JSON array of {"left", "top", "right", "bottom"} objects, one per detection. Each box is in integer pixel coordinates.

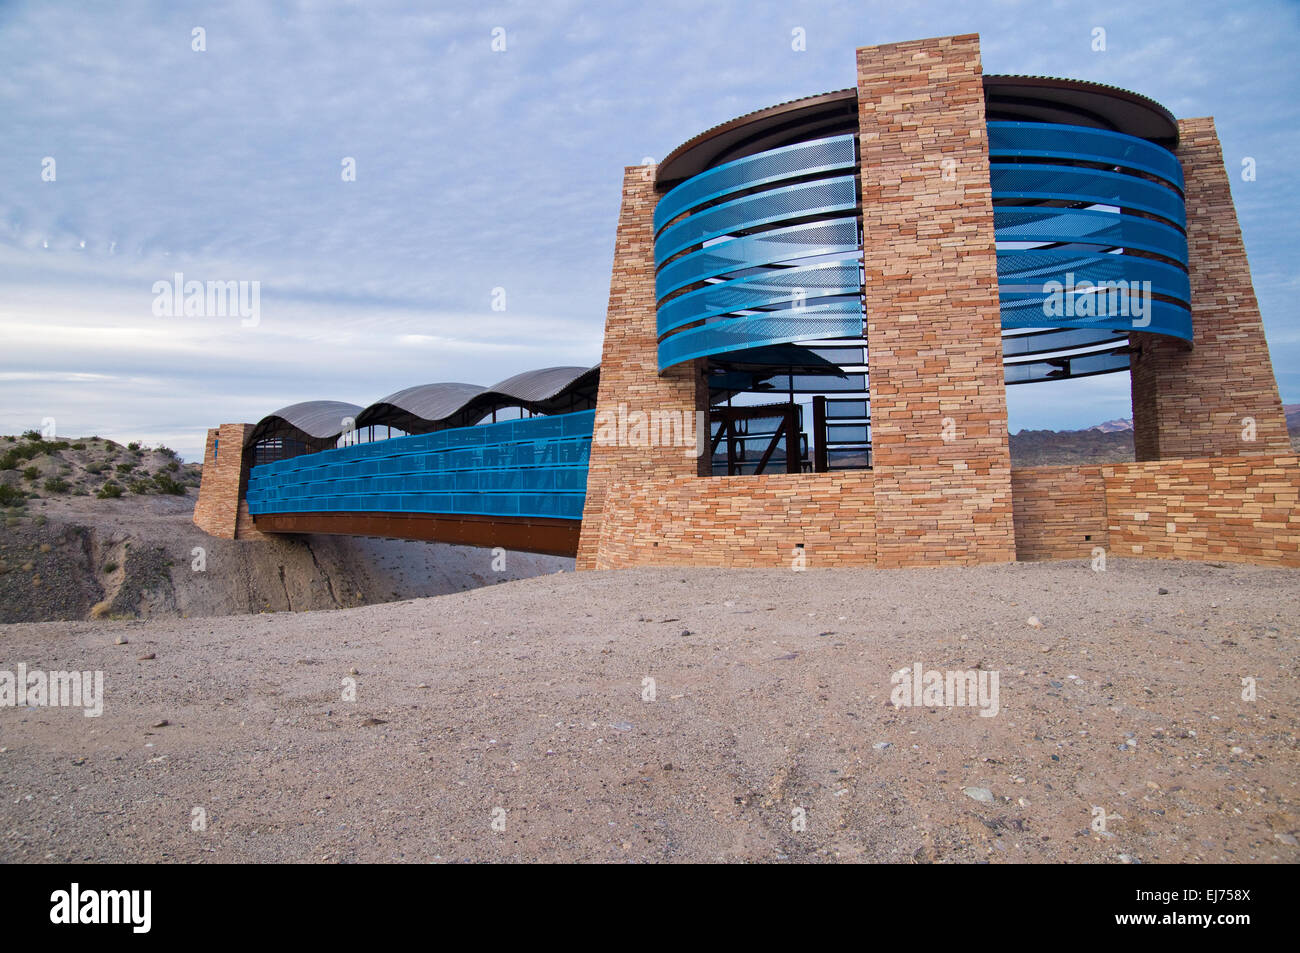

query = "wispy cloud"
[{"left": 2, "top": 0, "right": 1296, "bottom": 456}]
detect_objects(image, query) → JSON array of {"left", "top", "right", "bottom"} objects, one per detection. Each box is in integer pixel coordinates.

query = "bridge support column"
[
  {"left": 1130, "top": 118, "right": 1290, "bottom": 461},
  {"left": 194, "top": 422, "right": 267, "bottom": 540},
  {"left": 576, "top": 166, "right": 708, "bottom": 570}
]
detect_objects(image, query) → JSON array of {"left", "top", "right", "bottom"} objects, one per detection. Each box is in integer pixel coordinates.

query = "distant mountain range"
[{"left": 1010, "top": 404, "right": 1300, "bottom": 467}]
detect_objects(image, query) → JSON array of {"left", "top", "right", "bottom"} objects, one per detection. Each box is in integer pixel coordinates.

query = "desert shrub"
[
  {"left": 85, "top": 461, "right": 106, "bottom": 475},
  {"left": 0, "top": 484, "right": 24, "bottom": 506},
  {"left": 127, "top": 441, "right": 142, "bottom": 452},
  {"left": 166, "top": 460, "right": 180, "bottom": 472},
  {"left": 22, "top": 466, "right": 39, "bottom": 481},
  {"left": 128, "top": 479, "right": 151, "bottom": 494},
  {"left": 115, "top": 462, "right": 134, "bottom": 474},
  {"left": 71, "top": 442, "right": 86, "bottom": 450},
  {"left": 43, "top": 477, "right": 70, "bottom": 493},
  {"left": 152, "top": 472, "right": 187, "bottom": 495},
  {"left": 97, "top": 482, "right": 123, "bottom": 499},
  {"left": 21, "top": 429, "right": 41, "bottom": 441},
  {"left": 3, "top": 441, "right": 69, "bottom": 469}
]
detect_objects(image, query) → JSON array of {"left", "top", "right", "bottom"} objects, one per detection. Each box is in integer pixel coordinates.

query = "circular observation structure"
[{"left": 652, "top": 77, "right": 1190, "bottom": 472}]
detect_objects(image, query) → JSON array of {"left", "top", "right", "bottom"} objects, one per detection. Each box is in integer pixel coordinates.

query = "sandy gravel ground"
[{"left": 1, "top": 559, "right": 1296, "bottom": 863}]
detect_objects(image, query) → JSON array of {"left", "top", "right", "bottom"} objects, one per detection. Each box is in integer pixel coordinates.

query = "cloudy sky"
[{"left": 2, "top": 0, "right": 1296, "bottom": 459}]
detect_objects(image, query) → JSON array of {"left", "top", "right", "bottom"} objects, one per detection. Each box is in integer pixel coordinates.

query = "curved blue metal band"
[
  {"left": 658, "top": 303, "right": 865, "bottom": 369},
  {"left": 994, "top": 207, "right": 1187, "bottom": 264},
  {"left": 990, "top": 123, "right": 1190, "bottom": 344},
  {"left": 1001, "top": 296, "right": 1192, "bottom": 341},
  {"left": 988, "top": 121, "right": 1183, "bottom": 189},
  {"left": 998, "top": 249, "right": 1190, "bottom": 304},
  {"left": 655, "top": 175, "right": 859, "bottom": 264},
  {"left": 657, "top": 260, "right": 861, "bottom": 337},
  {"left": 654, "top": 134, "right": 857, "bottom": 233},
  {"left": 655, "top": 217, "right": 861, "bottom": 301},
  {"left": 990, "top": 164, "right": 1185, "bottom": 227}
]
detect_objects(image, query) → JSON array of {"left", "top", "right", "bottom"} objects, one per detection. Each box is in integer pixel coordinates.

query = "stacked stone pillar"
[
  {"left": 856, "top": 34, "right": 1017, "bottom": 566},
  {"left": 193, "top": 422, "right": 267, "bottom": 540},
  {"left": 1130, "top": 118, "right": 1290, "bottom": 460},
  {"left": 575, "top": 166, "right": 708, "bottom": 569}
]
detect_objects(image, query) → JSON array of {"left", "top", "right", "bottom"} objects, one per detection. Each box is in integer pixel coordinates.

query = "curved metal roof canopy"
[
  {"left": 358, "top": 365, "right": 599, "bottom": 433},
  {"left": 656, "top": 75, "right": 1179, "bottom": 188},
  {"left": 246, "top": 400, "right": 365, "bottom": 449},
  {"left": 249, "top": 366, "right": 602, "bottom": 447},
  {"left": 354, "top": 381, "right": 488, "bottom": 435}
]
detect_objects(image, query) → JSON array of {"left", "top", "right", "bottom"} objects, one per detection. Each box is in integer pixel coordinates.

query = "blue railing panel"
[{"left": 246, "top": 409, "right": 595, "bottom": 521}]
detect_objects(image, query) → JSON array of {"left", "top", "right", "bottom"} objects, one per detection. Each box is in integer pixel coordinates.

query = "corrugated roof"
[
  {"left": 246, "top": 400, "right": 365, "bottom": 447},
  {"left": 252, "top": 366, "right": 601, "bottom": 445}
]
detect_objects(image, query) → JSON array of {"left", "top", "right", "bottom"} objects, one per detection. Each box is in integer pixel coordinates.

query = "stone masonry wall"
[
  {"left": 591, "top": 471, "right": 875, "bottom": 569},
  {"left": 575, "top": 165, "right": 707, "bottom": 569},
  {"left": 1011, "top": 466, "right": 1108, "bottom": 561},
  {"left": 1101, "top": 454, "right": 1299, "bottom": 566},
  {"left": 1011, "top": 455, "right": 1299, "bottom": 568},
  {"left": 1131, "top": 118, "right": 1290, "bottom": 461}
]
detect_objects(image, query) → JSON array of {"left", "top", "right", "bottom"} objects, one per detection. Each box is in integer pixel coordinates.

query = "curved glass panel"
[
  {"left": 998, "top": 249, "right": 1190, "bottom": 303},
  {"left": 990, "top": 165, "right": 1185, "bottom": 227},
  {"left": 1000, "top": 296, "right": 1191, "bottom": 339},
  {"left": 990, "top": 122, "right": 1189, "bottom": 343},
  {"left": 655, "top": 133, "right": 864, "bottom": 371}
]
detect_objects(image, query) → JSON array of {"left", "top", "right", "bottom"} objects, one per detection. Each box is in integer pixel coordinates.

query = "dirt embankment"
[{"left": 0, "top": 434, "right": 568, "bottom": 623}]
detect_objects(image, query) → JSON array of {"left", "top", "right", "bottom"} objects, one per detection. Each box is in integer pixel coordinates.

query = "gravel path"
[{"left": 1, "top": 559, "right": 1296, "bottom": 863}]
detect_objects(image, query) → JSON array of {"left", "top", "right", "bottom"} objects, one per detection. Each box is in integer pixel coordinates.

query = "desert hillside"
[{"left": 1009, "top": 404, "right": 1300, "bottom": 466}]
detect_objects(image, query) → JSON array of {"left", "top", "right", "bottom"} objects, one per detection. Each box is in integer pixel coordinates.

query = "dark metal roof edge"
[{"left": 657, "top": 88, "right": 858, "bottom": 182}]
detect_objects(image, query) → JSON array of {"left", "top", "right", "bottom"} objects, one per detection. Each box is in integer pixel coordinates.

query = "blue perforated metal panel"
[
  {"left": 653, "top": 134, "right": 865, "bottom": 372},
  {"left": 246, "top": 410, "right": 594, "bottom": 520},
  {"left": 988, "top": 121, "right": 1184, "bottom": 188},
  {"left": 655, "top": 135, "right": 857, "bottom": 232},
  {"left": 657, "top": 259, "right": 861, "bottom": 337},
  {"left": 989, "top": 121, "right": 1190, "bottom": 342}
]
